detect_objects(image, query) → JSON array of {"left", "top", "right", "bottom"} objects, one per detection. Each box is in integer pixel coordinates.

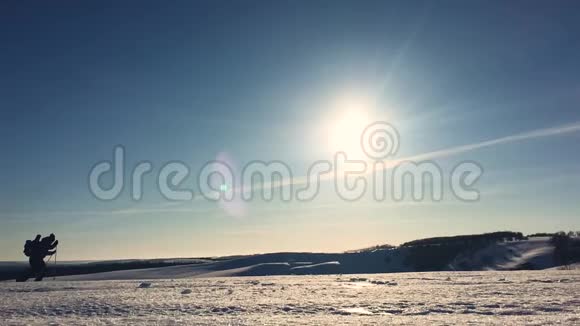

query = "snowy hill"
[
  {"left": 450, "top": 237, "right": 555, "bottom": 271},
  {"left": 1, "top": 236, "right": 564, "bottom": 282},
  {"left": 50, "top": 238, "right": 559, "bottom": 281}
]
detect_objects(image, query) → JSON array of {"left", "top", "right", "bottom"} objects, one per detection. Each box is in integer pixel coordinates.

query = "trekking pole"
[
  {"left": 53, "top": 250, "right": 57, "bottom": 280},
  {"left": 44, "top": 253, "right": 55, "bottom": 280}
]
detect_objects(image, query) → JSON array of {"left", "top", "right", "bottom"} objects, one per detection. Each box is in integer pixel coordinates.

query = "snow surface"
[{"left": 1, "top": 270, "right": 579, "bottom": 325}]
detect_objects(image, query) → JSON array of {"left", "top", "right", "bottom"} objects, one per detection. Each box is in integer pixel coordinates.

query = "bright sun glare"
[{"left": 326, "top": 94, "right": 374, "bottom": 158}]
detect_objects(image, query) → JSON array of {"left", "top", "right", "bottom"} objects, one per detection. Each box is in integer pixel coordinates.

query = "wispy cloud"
[
  {"left": 114, "top": 121, "right": 580, "bottom": 211},
  {"left": 209, "top": 121, "right": 580, "bottom": 202},
  {"left": 5, "top": 122, "right": 579, "bottom": 219},
  {"left": 305, "top": 121, "right": 580, "bottom": 184},
  {"left": 402, "top": 122, "right": 580, "bottom": 163},
  {"left": 0, "top": 202, "right": 214, "bottom": 220}
]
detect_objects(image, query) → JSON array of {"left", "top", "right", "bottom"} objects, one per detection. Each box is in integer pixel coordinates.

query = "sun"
[{"left": 326, "top": 94, "right": 373, "bottom": 159}]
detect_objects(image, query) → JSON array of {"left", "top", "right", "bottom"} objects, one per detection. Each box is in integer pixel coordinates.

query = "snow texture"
[{"left": 1, "top": 270, "right": 579, "bottom": 325}]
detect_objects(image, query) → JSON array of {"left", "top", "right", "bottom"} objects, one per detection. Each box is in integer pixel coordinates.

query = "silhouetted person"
[{"left": 19, "top": 233, "right": 58, "bottom": 282}]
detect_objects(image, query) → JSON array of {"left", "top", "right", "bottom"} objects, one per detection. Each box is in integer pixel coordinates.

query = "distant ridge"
[{"left": 3, "top": 231, "right": 578, "bottom": 281}]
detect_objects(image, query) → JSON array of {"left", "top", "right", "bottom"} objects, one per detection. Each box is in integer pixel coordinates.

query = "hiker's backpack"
[{"left": 23, "top": 240, "right": 33, "bottom": 257}]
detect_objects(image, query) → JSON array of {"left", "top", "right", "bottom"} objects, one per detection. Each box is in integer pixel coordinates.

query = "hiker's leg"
[
  {"left": 29, "top": 258, "right": 40, "bottom": 276},
  {"left": 33, "top": 259, "right": 46, "bottom": 281},
  {"left": 34, "top": 260, "right": 46, "bottom": 281}
]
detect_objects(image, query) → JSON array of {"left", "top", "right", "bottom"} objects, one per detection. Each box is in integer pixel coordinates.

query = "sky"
[{"left": 1, "top": 1, "right": 579, "bottom": 261}]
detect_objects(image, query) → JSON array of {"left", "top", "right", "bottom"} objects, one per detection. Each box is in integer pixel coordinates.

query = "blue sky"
[{"left": 1, "top": 1, "right": 579, "bottom": 260}]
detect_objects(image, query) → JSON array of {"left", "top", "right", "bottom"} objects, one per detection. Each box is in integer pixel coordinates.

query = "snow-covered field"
[{"left": 1, "top": 270, "right": 578, "bottom": 325}]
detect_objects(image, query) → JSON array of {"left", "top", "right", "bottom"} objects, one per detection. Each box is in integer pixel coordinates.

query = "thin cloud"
[
  {"left": 6, "top": 122, "right": 579, "bottom": 219},
  {"left": 223, "top": 121, "right": 580, "bottom": 196},
  {"left": 403, "top": 122, "right": 580, "bottom": 163}
]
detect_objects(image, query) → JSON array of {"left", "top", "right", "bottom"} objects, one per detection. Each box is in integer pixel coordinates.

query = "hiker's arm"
[
  {"left": 49, "top": 240, "right": 59, "bottom": 249},
  {"left": 47, "top": 250, "right": 56, "bottom": 255}
]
